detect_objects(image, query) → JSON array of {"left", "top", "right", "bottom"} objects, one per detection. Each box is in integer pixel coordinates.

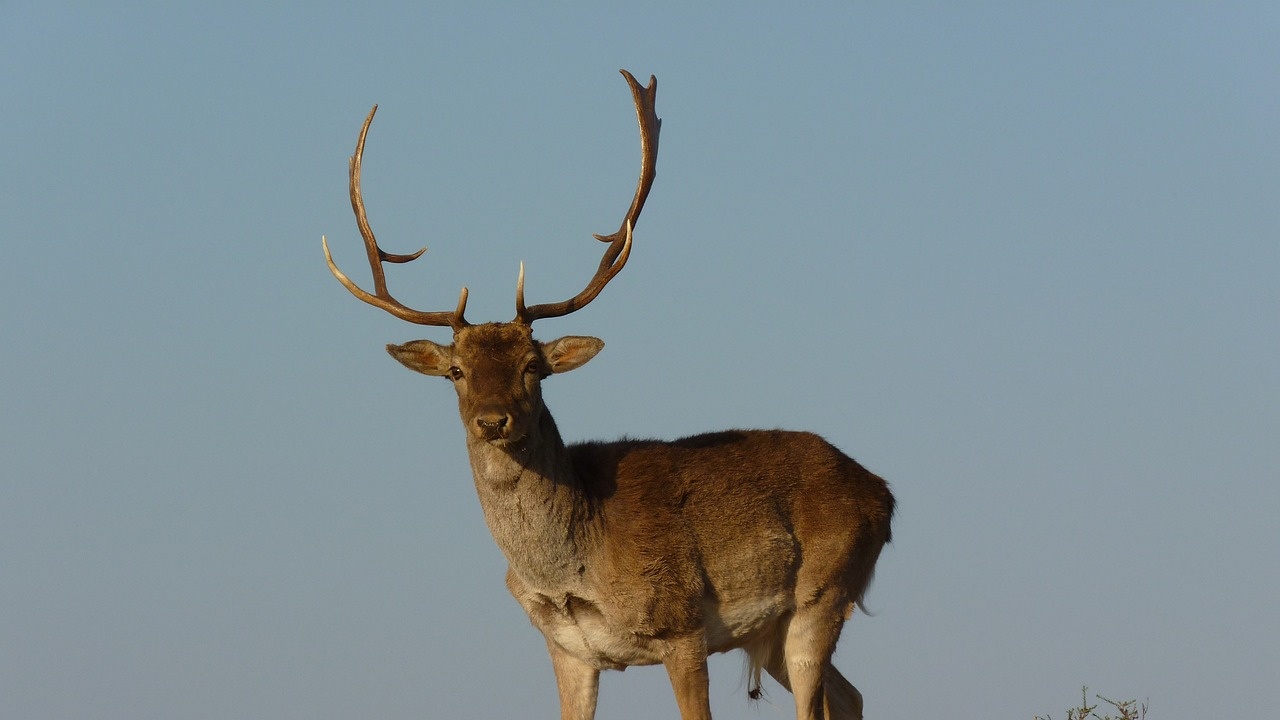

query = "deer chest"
[{"left": 511, "top": 580, "right": 669, "bottom": 670}]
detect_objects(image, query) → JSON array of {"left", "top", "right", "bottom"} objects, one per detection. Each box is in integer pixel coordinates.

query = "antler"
[
  {"left": 515, "top": 69, "right": 660, "bottom": 324},
  {"left": 322, "top": 104, "right": 470, "bottom": 328}
]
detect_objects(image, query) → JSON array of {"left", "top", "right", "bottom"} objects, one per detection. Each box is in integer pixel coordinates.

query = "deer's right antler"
[
  {"left": 322, "top": 104, "right": 470, "bottom": 328},
  {"left": 514, "top": 70, "right": 660, "bottom": 324}
]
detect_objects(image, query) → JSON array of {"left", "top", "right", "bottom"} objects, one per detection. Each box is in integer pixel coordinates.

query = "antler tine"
[
  {"left": 324, "top": 104, "right": 469, "bottom": 328},
  {"left": 515, "top": 70, "right": 660, "bottom": 324}
]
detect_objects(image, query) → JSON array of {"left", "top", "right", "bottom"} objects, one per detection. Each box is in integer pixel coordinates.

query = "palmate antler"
[{"left": 322, "top": 70, "right": 660, "bottom": 329}]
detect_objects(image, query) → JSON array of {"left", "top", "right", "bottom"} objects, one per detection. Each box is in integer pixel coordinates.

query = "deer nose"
[{"left": 474, "top": 413, "right": 510, "bottom": 438}]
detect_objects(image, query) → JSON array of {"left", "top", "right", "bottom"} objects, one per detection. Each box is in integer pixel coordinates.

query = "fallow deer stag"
[{"left": 322, "top": 70, "right": 895, "bottom": 720}]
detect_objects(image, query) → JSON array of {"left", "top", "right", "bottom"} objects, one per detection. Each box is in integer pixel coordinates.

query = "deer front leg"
[
  {"left": 545, "top": 638, "right": 600, "bottom": 720},
  {"left": 662, "top": 633, "right": 713, "bottom": 720}
]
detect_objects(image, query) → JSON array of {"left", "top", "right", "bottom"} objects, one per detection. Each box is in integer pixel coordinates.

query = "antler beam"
[
  {"left": 322, "top": 104, "right": 469, "bottom": 328},
  {"left": 515, "top": 70, "right": 660, "bottom": 324}
]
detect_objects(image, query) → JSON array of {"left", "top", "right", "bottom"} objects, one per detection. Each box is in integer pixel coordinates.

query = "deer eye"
[
  {"left": 525, "top": 360, "right": 542, "bottom": 375},
  {"left": 448, "top": 366, "right": 464, "bottom": 381}
]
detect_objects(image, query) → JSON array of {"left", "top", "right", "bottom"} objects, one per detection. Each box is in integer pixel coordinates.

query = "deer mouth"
[
  {"left": 477, "top": 432, "right": 529, "bottom": 453},
  {"left": 478, "top": 427, "right": 516, "bottom": 444}
]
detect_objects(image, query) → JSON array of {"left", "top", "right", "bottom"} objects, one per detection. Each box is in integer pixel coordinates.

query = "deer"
[{"left": 322, "top": 70, "right": 895, "bottom": 720}]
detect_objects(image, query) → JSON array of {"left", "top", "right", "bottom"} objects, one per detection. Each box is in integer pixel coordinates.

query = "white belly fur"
[{"left": 526, "top": 592, "right": 792, "bottom": 670}]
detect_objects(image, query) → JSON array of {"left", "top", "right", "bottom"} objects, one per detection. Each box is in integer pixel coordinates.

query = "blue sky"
[{"left": 2, "top": 3, "right": 1276, "bottom": 718}]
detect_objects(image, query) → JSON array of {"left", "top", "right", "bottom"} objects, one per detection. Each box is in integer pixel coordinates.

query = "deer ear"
[
  {"left": 386, "top": 340, "right": 453, "bottom": 376},
  {"left": 540, "top": 336, "right": 604, "bottom": 374}
]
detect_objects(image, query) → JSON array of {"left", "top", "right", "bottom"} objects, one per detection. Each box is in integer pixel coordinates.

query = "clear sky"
[{"left": 2, "top": 3, "right": 1276, "bottom": 718}]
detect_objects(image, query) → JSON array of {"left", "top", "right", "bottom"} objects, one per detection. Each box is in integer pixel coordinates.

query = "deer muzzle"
[{"left": 473, "top": 411, "right": 513, "bottom": 442}]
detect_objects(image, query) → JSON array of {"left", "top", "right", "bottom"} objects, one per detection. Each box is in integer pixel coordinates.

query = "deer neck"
[{"left": 464, "top": 406, "right": 596, "bottom": 594}]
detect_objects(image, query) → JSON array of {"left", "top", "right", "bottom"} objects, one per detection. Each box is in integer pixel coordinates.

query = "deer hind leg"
[
  {"left": 785, "top": 601, "right": 855, "bottom": 720},
  {"left": 753, "top": 655, "right": 863, "bottom": 720},
  {"left": 744, "top": 607, "right": 863, "bottom": 720},
  {"left": 821, "top": 665, "right": 864, "bottom": 720},
  {"left": 545, "top": 639, "right": 600, "bottom": 720}
]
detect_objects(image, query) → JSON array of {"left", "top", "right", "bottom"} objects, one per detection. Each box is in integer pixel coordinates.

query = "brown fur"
[
  {"left": 388, "top": 323, "right": 895, "bottom": 720},
  {"left": 328, "top": 71, "right": 892, "bottom": 719}
]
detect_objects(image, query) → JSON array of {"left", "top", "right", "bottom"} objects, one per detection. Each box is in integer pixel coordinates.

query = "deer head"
[
  {"left": 322, "top": 70, "right": 659, "bottom": 447},
  {"left": 386, "top": 325, "right": 603, "bottom": 446}
]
